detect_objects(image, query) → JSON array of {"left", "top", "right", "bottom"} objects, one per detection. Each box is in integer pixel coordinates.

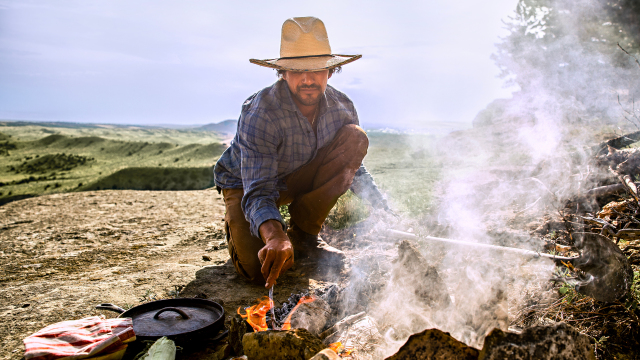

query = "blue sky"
[{"left": 0, "top": 0, "right": 519, "bottom": 130}]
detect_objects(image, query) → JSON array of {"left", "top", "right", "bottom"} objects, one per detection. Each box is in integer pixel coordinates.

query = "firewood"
[
  {"left": 584, "top": 183, "right": 627, "bottom": 198},
  {"left": 619, "top": 174, "right": 640, "bottom": 204},
  {"left": 242, "top": 329, "right": 326, "bottom": 360},
  {"left": 319, "top": 312, "right": 366, "bottom": 340},
  {"left": 593, "top": 130, "right": 640, "bottom": 154}
]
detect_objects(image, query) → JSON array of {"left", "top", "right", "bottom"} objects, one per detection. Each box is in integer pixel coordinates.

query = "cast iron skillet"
[{"left": 96, "top": 298, "right": 227, "bottom": 345}]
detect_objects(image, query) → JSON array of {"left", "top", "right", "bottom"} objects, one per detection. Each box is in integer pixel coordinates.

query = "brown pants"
[{"left": 222, "top": 124, "right": 369, "bottom": 283}]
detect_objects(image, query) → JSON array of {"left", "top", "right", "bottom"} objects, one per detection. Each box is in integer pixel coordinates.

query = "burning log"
[
  {"left": 322, "top": 313, "right": 383, "bottom": 359},
  {"left": 238, "top": 296, "right": 274, "bottom": 331},
  {"left": 320, "top": 312, "right": 367, "bottom": 340},
  {"left": 242, "top": 328, "right": 327, "bottom": 360},
  {"left": 288, "top": 296, "right": 331, "bottom": 337},
  {"left": 234, "top": 291, "right": 336, "bottom": 358},
  {"left": 478, "top": 323, "right": 595, "bottom": 360},
  {"left": 384, "top": 328, "right": 479, "bottom": 360}
]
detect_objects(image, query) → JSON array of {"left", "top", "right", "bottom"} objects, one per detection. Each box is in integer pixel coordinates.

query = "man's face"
[{"left": 282, "top": 70, "right": 332, "bottom": 107}]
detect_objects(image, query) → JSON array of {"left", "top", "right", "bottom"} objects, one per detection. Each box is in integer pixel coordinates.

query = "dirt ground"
[{"left": 0, "top": 189, "right": 339, "bottom": 359}]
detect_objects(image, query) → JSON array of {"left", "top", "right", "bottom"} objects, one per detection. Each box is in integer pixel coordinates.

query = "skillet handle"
[
  {"left": 153, "top": 307, "right": 190, "bottom": 320},
  {"left": 96, "top": 303, "right": 126, "bottom": 314}
]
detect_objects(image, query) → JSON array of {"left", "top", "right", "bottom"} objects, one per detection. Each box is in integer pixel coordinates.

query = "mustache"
[{"left": 297, "top": 84, "right": 321, "bottom": 90}]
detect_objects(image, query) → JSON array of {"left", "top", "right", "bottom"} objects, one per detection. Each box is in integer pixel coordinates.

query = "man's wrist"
[{"left": 259, "top": 219, "right": 289, "bottom": 244}]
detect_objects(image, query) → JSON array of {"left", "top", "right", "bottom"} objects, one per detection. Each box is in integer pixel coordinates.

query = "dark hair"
[{"left": 276, "top": 66, "right": 342, "bottom": 78}]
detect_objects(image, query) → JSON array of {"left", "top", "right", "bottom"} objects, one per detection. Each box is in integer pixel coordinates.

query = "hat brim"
[{"left": 249, "top": 54, "right": 361, "bottom": 71}]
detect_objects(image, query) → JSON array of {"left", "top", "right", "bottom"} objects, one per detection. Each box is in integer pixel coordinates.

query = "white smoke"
[{"left": 339, "top": 0, "right": 640, "bottom": 357}]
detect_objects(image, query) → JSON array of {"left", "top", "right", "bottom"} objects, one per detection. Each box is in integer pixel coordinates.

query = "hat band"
[{"left": 278, "top": 54, "right": 333, "bottom": 60}]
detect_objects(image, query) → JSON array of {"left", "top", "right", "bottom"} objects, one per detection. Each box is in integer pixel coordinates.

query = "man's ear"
[{"left": 328, "top": 71, "right": 333, "bottom": 80}]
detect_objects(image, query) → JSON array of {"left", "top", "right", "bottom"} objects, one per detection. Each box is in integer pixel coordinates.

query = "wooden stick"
[{"left": 618, "top": 174, "right": 640, "bottom": 207}]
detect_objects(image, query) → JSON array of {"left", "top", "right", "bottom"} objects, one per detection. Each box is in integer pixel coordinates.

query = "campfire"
[
  {"left": 237, "top": 295, "right": 316, "bottom": 331},
  {"left": 237, "top": 293, "right": 359, "bottom": 358}
]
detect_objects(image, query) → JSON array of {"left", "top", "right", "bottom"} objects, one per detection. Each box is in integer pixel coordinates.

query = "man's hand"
[{"left": 258, "top": 220, "right": 294, "bottom": 288}]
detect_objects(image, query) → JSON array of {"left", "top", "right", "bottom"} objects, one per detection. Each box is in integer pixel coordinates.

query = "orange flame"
[
  {"left": 329, "top": 342, "right": 343, "bottom": 353},
  {"left": 329, "top": 342, "right": 354, "bottom": 357},
  {"left": 237, "top": 295, "right": 316, "bottom": 332},
  {"left": 237, "top": 296, "right": 274, "bottom": 332}
]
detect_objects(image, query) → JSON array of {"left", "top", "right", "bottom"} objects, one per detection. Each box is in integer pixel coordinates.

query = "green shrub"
[{"left": 325, "top": 191, "right": 370, "bottom": 229}]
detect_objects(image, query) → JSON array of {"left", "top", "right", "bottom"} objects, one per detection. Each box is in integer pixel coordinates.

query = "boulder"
[
  {"left": 385, "top": 328, "right": 479, "bottom": 360},
  {"left": 478, "top": 323, "right": 595, "bottom": 360},
  {"left": 242, "top": 329, "right": 327, "bottom": 360}
]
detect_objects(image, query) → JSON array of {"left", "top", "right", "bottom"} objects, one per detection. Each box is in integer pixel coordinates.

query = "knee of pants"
[
  {"left": 225, "top": 222, "right": 265, "bottom": 284},
  {"left": 229, "top": 241, "right": 265, "bottom": 284},
  {"left": 341, "top": 124, "right": 369, "bottom": 154}
]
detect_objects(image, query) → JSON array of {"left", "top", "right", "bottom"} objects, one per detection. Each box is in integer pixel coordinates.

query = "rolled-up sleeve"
[{"left": 238, "top": 111, "right": 286, "bottom": 238}]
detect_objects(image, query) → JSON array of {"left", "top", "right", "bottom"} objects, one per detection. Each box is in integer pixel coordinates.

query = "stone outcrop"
[
  {"left": 384, "top": 328, "right": 479, "bottom": 360},
  {"left": 478, "top": 323, "right": 595, "bottom": 360}
]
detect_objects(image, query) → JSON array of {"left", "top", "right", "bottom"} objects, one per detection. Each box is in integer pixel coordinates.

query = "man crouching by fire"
[{"left": 214, "top": 17, "right": 391, "bottom": 288}]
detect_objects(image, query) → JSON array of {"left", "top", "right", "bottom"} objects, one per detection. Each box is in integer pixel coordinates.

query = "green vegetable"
[{"left": 141, "top": 337, "right": 176, "bottom": 360}]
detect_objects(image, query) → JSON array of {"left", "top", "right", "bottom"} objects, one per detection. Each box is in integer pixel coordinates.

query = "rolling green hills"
[
  {"left": 0, "top": 125, "right": 227, "bottom": 204},
  {"left": 0, "top": 122, "right": 442, "bottom": 218}
]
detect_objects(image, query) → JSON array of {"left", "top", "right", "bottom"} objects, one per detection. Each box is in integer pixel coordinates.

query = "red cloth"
[{"left": 24, "top": 316, "right": 135, "bottom": 360}]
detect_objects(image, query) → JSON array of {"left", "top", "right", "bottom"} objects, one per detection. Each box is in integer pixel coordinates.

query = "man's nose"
[{"left": 300, "top": 73, "right": 315, "bottom": 85}]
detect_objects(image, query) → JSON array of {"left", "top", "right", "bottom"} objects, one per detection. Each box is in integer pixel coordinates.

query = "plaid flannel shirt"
[{"left": 214, "top": 79, "right": 384, "bottom": 238}]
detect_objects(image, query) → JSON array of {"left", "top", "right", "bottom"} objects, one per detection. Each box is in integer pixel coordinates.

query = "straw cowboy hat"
[{"left": 250, "top": 17, "right": 361, "bottom": 72}]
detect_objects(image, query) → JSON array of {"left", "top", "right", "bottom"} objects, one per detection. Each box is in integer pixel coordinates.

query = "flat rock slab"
[
  {"left": 479, "top": 323, "right": 595, "bottom": 360},
  {"left": 243, "top": 328, "right": 327, "bottom": 360},
  {"left": 385, "top": 328, "right": 479, "bottom": 360}
]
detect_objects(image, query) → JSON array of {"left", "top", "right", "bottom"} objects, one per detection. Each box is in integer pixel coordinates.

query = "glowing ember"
[
  {"left": 237, "top": 296, "right": 274, "bottom": 332},
  {"left": 329, "top": 342, "right": 354, "bottom": 357},
  {"left": 237, "top": 295, "right": 316, "bottom": 332}
]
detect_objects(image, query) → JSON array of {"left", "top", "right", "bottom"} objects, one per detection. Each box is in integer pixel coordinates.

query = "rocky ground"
[{"left": 0, "top": 189, "right": 339, "bottom": 359}]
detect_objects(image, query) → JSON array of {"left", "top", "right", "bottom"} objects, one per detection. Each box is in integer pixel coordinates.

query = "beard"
[{"left": 291, "top": 84, "right": 323, "bottom": 106}]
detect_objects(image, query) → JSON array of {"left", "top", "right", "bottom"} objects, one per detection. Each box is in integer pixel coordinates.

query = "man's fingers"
[
  {"left": 266, "top": 254, "right": 286, "bottom": 288},
  {"left": 258, "top": 248, "right": 266, "bottom": 264},
  {"left": 282, "top": 255, "right": 294, "bottom": 272},
  {"left": 260, "top": 250, "right": 274, "bottom": 282}
]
